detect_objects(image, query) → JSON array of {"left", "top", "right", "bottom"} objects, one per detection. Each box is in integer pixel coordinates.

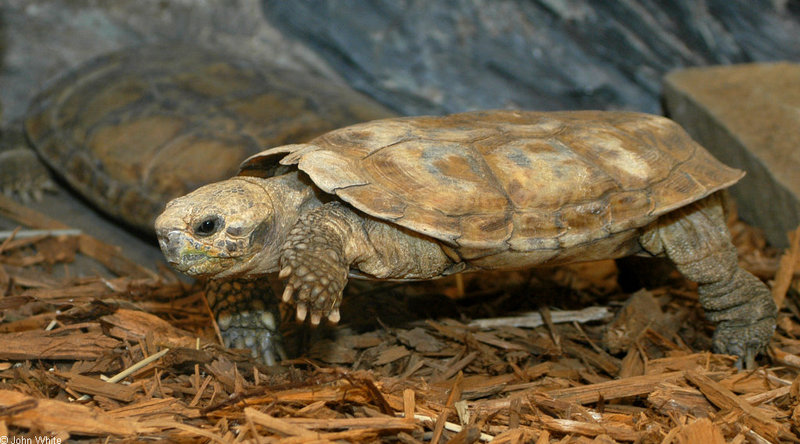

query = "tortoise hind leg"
[
  {"left": 204, "top": 278, "right": 286, "bottom": 365},
  {"left": 640, "top": 193, "right": 776, "bottom": 369}
]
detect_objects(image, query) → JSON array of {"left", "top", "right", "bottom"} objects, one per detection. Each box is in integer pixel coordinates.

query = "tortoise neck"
[{"left": 237, "top": 171, "right": 323, "bottom": 227}]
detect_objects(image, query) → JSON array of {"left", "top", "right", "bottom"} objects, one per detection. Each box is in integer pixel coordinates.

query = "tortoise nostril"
[{"left": 156, "top": 230, "right": 187, "bottom": 261}]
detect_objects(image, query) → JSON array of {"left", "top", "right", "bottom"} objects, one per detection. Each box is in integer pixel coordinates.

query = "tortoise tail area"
[{"left": 639, "top": 192, "right": 776, "bottom": 368}]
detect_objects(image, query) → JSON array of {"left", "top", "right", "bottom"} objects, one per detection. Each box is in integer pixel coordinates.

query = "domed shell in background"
[{"left": 25, "top": 44, "right": 394, "bottom": 232}]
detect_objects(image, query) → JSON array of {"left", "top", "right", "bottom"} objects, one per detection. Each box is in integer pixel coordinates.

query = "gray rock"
[
  {"left": 0, "top": 0, "right": 337, "bottom": 123},
  {"left": 262, "top": 0, "right": 800, "bottom": 116},
  {"left": 663, "top": 63, "right": 800, "bottom": 247}
]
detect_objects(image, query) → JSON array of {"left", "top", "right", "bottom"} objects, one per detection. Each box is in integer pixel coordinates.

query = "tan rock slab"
[{"left": 664, "top": 62, "right": 800, "bottom": 247}]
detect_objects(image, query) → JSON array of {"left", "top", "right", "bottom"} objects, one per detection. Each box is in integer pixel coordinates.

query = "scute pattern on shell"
[
  {"left": 24, "top": 44, "right": 393, "bottom": 232},
  {"left": 245, "top": 110, "right": 744, "bottom": 251}
]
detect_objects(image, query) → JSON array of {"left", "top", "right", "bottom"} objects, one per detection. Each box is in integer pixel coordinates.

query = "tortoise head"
[{"left": 155, "top": 176, "right": 281, "bottom": 279}]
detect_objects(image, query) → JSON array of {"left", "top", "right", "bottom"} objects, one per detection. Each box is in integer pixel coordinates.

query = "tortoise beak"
[
  {"left": 155, "top": 226, "right": 230, "bottom": 277},
  {"left": 155, "top": 229, "right": 214, "bottom": 275},
  {"left": 155, "top": 207, "right": 194, "bottom": 270},
  {"left": 156, "top": 229, "right": 185, "bottom": 266}
]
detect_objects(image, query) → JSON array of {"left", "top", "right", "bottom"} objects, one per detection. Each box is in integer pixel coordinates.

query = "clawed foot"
[
  {"left": 0, "top": 146, "right": 56, "bottom": 203},
  {"left": 712, "top": 317, "right": 775, "bottom": 370},
  {"left": 279, "top": 244, "right": 348, "bottom": 326},
  {"left": 217, "top": 309, "right": 287, "bottom": 366},
  {"left": 204, "top": 279, "right": 286, "bottom": 365}
]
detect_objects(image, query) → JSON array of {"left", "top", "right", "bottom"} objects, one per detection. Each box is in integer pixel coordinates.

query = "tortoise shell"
[
  {"left": 25, "top": 44, "right": 394, "bottom": 232},
  {"left": 242, "top": 110, "right": 743, "bottom": 252}
]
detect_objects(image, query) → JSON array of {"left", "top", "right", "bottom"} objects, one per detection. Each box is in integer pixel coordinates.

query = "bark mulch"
[{"left": 1, "top": 194, "right": 799, "bottom": 443}]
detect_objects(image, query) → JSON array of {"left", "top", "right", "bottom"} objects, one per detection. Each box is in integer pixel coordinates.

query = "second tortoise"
[{"left": 156, "top": 110, "right": 777, "bottom": 368}]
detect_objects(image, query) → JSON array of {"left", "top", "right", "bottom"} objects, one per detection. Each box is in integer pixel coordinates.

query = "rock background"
[
  {"left": 263, "top": 0, "right": 800, "bottom": 115},
  {"left": 4, "top": 1, "right": 798, "bottom": 123},
  {"left": 0, "top": 0, "right": 337, "bottom": 123}
]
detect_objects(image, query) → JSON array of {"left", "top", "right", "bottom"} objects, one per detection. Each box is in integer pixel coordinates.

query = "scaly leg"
[
  {"left": 279, "top": 202, "right": 453, "bottom": 325},
  {"left": 204, "top": 278, "right": 286, "bottom": 365},
  {"left": 640, "top": 193, "right": 776, "bottom": 369}
]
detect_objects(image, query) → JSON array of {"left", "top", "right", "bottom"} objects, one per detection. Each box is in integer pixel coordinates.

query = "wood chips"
[{"left": 1, "top": 193, "right": 799, "bottom": 443}]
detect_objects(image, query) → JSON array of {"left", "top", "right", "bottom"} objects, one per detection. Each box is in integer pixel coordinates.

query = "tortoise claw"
[
  {"left": 220, "top": 318, "right": 286, "bottom": 366},
  {"left": 712, "top": 317, "right": 774, "bottom": 370},
  {"left": 0, "top": 145, "right": 55, "bottom": 204},
  {"left": 204, "top": 279, "right": 287, "bottom": 365},
  {"left": 282, "top": 284, "right": 293, "bottom": 303},
  {"left": 279, "top": 231, "right": 348, "bottom": 325},
  {"left": 296, "top": 302, "right": 307, "bottom": 321},
  {"left": 214, "top": 301, "right": 286, "bottom": 365}
]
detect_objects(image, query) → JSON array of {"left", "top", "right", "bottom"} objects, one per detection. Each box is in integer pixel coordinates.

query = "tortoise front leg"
[
  {"left": 204, "top": 278, "right": 286, "bottom": 365},
  {"left": 640, "top": 193, "right": 776, "bottom": 369},
  {"left": 279, "top": 201, "right": 453, "bottom": 325}
]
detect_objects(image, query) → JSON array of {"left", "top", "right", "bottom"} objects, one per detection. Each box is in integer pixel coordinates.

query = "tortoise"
[
  {"left": 155, "top": 110, "right": 777, "bottom": 368},
  {"left": 23, "top": 44, "right": 394, "bottom": 232}
]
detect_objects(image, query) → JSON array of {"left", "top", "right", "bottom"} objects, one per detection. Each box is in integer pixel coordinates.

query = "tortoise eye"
[{"left": 195, "top": 217, "right": 222, "bottom": 236}]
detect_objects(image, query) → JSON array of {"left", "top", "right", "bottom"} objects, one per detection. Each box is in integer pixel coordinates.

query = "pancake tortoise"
[{"left": 156, "top": 110, "right": 777, "bottom": 368}]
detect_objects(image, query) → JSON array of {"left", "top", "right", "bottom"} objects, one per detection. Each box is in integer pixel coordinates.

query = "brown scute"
[
  {"left": 358, "top": 139, "right": 509, "bottom": 218},
  {"left": 69, "top": 78, "right": 149, "bottom": 133},
  {"left": 118, "top": 188, "right": 161, "bottom": 231},
  {"left": 264, "top": 109, "right": 744, "bottom": 251},
  {"left": 63, "top": 152, "right": 93, "bottom": 190},
  {"left": 226, "top": 93, "right": 313, "bottom": 135},
  {"left": 560, "top": 125, "right": 673, "bottom": 190},
  {"left": 555, "top": 201, "right": 612, "bottom": 249},
  {"left": 315, "top": 119, "right": 414, "bottom": 158},
  {"left": 606, "top": 190, "right": 656, "bottom": 232},
  {"left": 89, "top": 170, "right": 121, "bottom": 208},
  {"left": 613, "top": 113, "right": 697, "bottom": 163},
  {"left": 35, "top": 137, "right": 64, "bottom": 164},
  {"left": 87, "top": 115, "right": 187, "bottom": 185},
  {"left": 148, "top": 134, "right": 256, "bottom": 201},
  {"left": 457, "top": 213, "right": 512, "bottom": 248},
  {"left": 174, "top": 62, "right": 259, "bottom": 97},
  {"left": 392, "top": 204, "right": 462, "bottom": 244},
  {"left": 679, "top": 146, "right": 745, "bottom": 192},
  {"left": 334, "top": 183, "right": 408, "bottom": 220},
  {"left": 296, "top": 150, "right": 369, "bottom": 193},
  {"left": 24, "top": 44, "right": 394, "bottom": 232},
  {"left": 507, "top": 211, "right": 564, "bottom": 251},
  {"left": 480, "top": 137, "right": 618, "bottom": 210}
]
